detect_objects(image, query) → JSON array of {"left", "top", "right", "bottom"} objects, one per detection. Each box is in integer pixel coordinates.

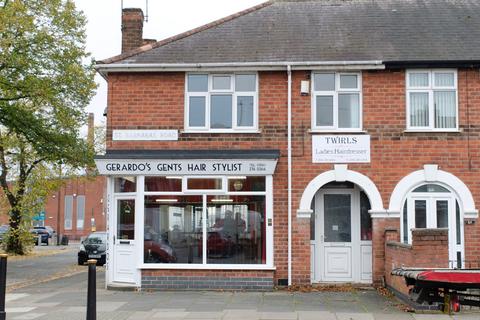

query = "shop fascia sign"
[
  {"left": 312, "top": 135, "right": 370, "bottom": 163},
  {"left": 95, "top": 159, "right": 278, "bottom": 175}
]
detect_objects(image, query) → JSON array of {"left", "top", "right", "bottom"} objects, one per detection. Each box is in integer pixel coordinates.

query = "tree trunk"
[{"left": 6, "top": 207, "right": 26, "bottom": 255}]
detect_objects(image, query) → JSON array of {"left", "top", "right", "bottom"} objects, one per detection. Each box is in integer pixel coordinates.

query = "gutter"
[{"left": 95, "top": 60, "right": 385, "bottom": 77}]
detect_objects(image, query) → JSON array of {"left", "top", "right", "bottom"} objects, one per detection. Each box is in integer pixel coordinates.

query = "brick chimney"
[{"left": 121, "top": 8, "right": 144, "bottom": 53}]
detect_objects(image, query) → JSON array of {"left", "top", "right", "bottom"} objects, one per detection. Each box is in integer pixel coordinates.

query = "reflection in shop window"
[
  {"left": 114, "top": 177, "right": 136, "bottom": 193},
  {"left": 206, "top": 195, "right": 265, "bottom": 264},
  {"left": 144, "top": 195, "right": 203, "bottom": 264}
]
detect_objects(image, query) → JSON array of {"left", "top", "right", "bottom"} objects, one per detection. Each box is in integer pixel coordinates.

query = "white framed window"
[
  {"left": 185, "top": 73, "right": 258, "bottom": 132},
  {"left": 312, "top": 72, "right": 362, "bottom": 131},
  {"left": 406, "top": 69, "right": 458, "bottom": 131},
  {"left": 401, "top": 183, "right": 464, "bottom": 268},
  {"left": 142, "top": 175, "right": 272, "bottom": 268}
]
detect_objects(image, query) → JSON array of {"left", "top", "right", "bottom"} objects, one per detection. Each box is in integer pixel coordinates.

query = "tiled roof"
[{"left": 99, "top": 0, "right": 480, "bottom": 65}]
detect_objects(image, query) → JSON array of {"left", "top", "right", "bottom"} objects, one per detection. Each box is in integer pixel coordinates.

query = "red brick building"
[
  {"left": 95, "top": 0, "right": 480, "bottom": 292},
  {"left": 42, "top": 176, "right": 106, "bottom": 241}
]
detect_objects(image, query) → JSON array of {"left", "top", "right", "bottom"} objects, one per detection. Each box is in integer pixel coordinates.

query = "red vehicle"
[{"left": 144, "top": 239, "right": 177, "bottom": 263}]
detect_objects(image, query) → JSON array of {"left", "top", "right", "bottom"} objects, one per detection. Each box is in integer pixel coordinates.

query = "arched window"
[{"left": 401, "top": 183, "right": 464, "bottom": 267}]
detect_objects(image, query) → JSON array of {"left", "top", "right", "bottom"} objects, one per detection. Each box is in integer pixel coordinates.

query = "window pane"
[
  {"left": 314, "top": 73, "right": 335, "bottom": 91},
  {"left": 210, "top": 95, "right": 232, "bottom": 129},
  {"left": 338, "top": 93, "right": 360, "bottom": 128},
  {"left": 228, "top": 176, "right": 265, "bottom": 192},
  {"left": 188, "top": 74, "right": 208, "bottom": 92},
  {"left": 434, "top": 91, "right": 456, "bottom": 128},
  {"left": 413, "top": 184, "right": 450, "bottom": 193},
  {"left": 114, "top": 177, "right": 136, "bottom": 193},
  {"left": 235, "top": 74, "right": 256, "bottom": 92},
  {"left": 436, "top": 200, "right": 448, "bottom": 228},
  {"left": 189, "top": 96, "right": 206, "bottom": 127},
  {"left": 340, "top": 75, "right": 358, "bottom": 89},
  {"left": 324, "top": 194, "right": 351, "bottom": 242},
  {"left": 409, "top": 92, "right": 429, "bottom": 127},
  {"left": 117, "top": 199, "right": 135, "bottom": 240},
  {"left": 435, "top": 73, "right": 454, "bottom": 87},
  {"left": 237, "top": 96, "right": 254, "bottom": 127},
  {"left": 403, "top": 200, "right": 408, "bottom": 243},
  {"left": 144, "top": 195, "right": 203, "bottom": 264},
  {"left": 415, "top": 200, "right": 427, "bottom": 228},
  {"left": 187, "top": 178, "right": 222, "bottom": 190},
  {"left": 76, "top": 195, "right": 85, "bottom": 230},
  {"left": 212, "top": 76, "right": 231, "bottom": 90},
  {"left": 360, "top": 192, "right": 372, "bottom": 240},
  {"left": 64, "top": 195, "right": 73, "bottom": 230},
  {"left": 316, "top": 96, "right": 333, "bottom": 126},
  {"left": 145, "top": 177, "right": 182, "bottom": 192},
  {"left": 206, "top": 195, "right": 265, "bottom": 264},
  {"left": 409, "top": 73, "right": 429, "bottom": 87}
]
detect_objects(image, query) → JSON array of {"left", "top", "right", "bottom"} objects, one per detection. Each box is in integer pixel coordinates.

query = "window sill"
[
  {"left": 404, "top": 129, "right": 461, "bottom": 133},
  {"left": 308, "top": 129, "right": 367, "bottom": 134},
  {"left": 181, "top": 129, "right": 262, "bottom": 134},
  {"left": 138, "top": 263, "right": 276, "bottom": 270}
]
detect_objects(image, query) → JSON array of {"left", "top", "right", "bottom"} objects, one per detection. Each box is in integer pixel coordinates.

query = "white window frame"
[
  {"left": 139, "top": 174, "right": 274, "bottom": 270},
  {"left": 406, "top": 69, "right": 458, "bottom": 131},
  {"left": 401, "top": 184, "right": 465, "bottom": 267},
  {"left": 311, "top": 72, "right": 363, "bottom": 132},
  {"left": 185, "top": 73, "right": 259, "bottom": 133}
]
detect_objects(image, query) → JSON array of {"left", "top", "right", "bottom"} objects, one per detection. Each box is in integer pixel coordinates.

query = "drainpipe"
[{"left": 287, "top": 65, "right": 292, "bottom": 286}]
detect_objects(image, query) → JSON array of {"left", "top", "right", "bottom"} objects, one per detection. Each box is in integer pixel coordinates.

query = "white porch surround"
[
  {"left": 388, "top": 164, "right": 478, "bottom": 219},
  {"left": 297, "top": 164, "right": 385, "bottom": 219}
]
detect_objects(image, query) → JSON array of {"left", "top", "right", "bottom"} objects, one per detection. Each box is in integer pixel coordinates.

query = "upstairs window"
[
  {"left": 186, "top": 74, "right": 258, "bottom": 132},
  {"left": 406, "top": 70, "right": 458, "bottom": 131},
  {"left": 312, "top": 72, "right": 362, "bottom": 131}
]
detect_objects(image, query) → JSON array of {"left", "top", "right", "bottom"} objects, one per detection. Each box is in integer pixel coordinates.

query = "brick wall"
[
  {"left": 121, "top": 8, "right": 144, "bottom": 53},
  {"left": 385, "top": 228, "right": 449, "bottom": 296},
  {"left": 105, "top": 68, "right": 480, "bottom": 286},
  {"left": 43, "top": 176, "right": 106, "bottom": 240},
  {"left": 142, "top": 269, "right": 274, "bottom": 290}
]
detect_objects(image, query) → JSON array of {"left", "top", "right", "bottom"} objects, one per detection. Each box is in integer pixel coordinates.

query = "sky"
[{"left": 73, "top": 0, "right": 266, "bottom": 129}]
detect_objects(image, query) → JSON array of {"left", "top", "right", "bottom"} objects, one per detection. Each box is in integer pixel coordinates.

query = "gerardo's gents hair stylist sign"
[{"left": 94, "top": 159, "right": 278, "bottom": 175}]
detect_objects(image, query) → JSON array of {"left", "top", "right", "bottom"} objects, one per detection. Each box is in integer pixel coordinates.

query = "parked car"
[
  {"left": 32, "top": 226, "right": 55, "bottom": 238},
  {"left": 0, "top": 225, "right": 9, "bottom": 243},
  {"left": 30, "top": 227, "right": 49, "bottom": 245},
  {"left": 78, "top": 232, "right": 107, "bottom": 265}
]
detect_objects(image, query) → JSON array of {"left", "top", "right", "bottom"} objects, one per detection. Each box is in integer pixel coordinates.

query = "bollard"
[
  {"left": 0, "top": 254, "right": 7, "bottom": 320},
  {"left": 86, "top": 259, "right": 97, "bottom": 320}
]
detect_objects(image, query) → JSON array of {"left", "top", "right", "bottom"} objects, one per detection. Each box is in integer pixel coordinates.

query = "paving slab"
[
  {"left": 336, "top": 312, "right": 375, "bottom": 320},
  {"left": 298, "top": 310, "right": 336, "bottom": 320}
]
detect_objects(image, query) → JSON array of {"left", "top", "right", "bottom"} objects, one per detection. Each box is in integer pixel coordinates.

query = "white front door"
[
  {"left": 113, "top": 198, "right": 137, "bottom": 283},
  {"left": 313, "top": 188, "right": 372, "bottom": 283}
]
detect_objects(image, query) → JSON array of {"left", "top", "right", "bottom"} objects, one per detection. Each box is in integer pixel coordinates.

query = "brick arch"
[
  {"left": 388, "top": 164, "right": 478, "bottom": 219},
  {"left": 297, "top": 164, "right": 384, "bottom": 218}
]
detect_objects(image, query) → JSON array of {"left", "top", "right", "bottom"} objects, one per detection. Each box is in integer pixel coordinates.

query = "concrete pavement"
[{"left": 5, "top": 269, "right": 480, "bottom": 320}]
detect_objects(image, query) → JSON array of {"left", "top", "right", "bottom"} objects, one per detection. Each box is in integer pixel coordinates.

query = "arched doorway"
[
  {"left": 401, "top": 183, "right": 463, "bottom": 268},
  {"left": 298, "top": 165, "right": 384, "bottom": 284},
  {"left": 311, "top": 182, "right": 373, "bottom": 283}
]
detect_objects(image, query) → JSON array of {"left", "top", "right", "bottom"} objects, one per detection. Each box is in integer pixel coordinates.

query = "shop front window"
[
  {"left": 144, "top": 195, "right": 203, "bottom": 264},
  {"left": 142, "top": 175, "right": 269, "bottom": 266},
  {"left": 206, "top": 195, "right": 265, "bottom": 264}
]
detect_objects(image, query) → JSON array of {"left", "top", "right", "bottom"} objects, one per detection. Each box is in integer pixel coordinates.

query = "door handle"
[
  {"left": 119, "top": 240, "right": 130, "bottom": 245},
  {"left": 113, "top": 235, "right": 115, "bottom": 243}
]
